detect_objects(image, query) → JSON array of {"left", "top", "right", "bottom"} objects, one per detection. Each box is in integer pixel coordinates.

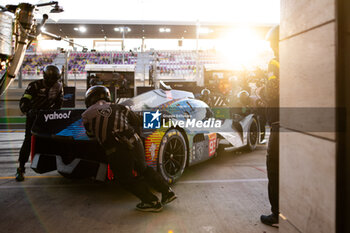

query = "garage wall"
[
  {"left": 337, "top": 0, "right": 350, "bottom": 232},
  {"left": 279, "top": 0, "right": 336, "bottom": 232}
]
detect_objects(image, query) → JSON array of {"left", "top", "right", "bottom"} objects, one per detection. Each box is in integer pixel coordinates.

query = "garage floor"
[{"left": 0, "top": 131, "right": 277, "bottom": 233}]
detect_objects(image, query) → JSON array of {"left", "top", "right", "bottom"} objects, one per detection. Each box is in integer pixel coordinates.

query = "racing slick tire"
[
  {"left": 246, "top": 117, "right": 259, "bottom": 151},
  {"left": 158, "top": 129, "right": 188, "bottom": 184}
]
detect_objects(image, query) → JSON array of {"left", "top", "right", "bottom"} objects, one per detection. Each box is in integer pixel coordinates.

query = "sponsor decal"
[
  {"left": 44, "top": 111, "right": 71, "bottom": 122},
  {"left": 163, "top": 118, "right": 222, "bottom": 128},
  {"left": 98, "top": 107, "right": 112, "bottom": 117},
  {"left": 148, "top": 143, "right": 157, "bottom": 161},
  {"left": 144, "top": 131, "right": 164, "bottom": 168},
  {"left": 143, "top": 110, "right": 222, "bottom": 129},
  {"left": 143, "top": 110, "right": 161, "bottom": 129}
]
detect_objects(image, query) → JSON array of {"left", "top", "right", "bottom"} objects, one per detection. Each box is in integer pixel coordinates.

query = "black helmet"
[
  {"left": 43, "top": 65, "right": 61, "bottom": 87},
  {"left": 85, "top": 85, "right": 111, "bottom": 108}
]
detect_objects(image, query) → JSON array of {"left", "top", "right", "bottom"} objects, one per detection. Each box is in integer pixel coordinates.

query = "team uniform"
[
  {"left": 265, "top": 58, "right": 280, "bottom": 218},
  {"left": 18, "top": 79, "right": 63, "bottom": 176},
  {"left": 259, "top": 24, "right": 280, "bottom": 226},
  {"left": 82, "top": 97, "right": 175, "bottom": 211}
]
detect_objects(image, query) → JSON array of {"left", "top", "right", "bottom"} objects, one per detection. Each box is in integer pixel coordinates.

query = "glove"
[{"left": 19, "top": 98, "right": 31, "bottom": 114}]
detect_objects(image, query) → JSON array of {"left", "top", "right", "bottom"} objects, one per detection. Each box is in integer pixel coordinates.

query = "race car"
[{"left": 30, "top": 89, "right": 264, "bottom": 184}]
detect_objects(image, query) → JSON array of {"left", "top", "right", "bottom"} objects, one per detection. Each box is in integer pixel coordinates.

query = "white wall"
[{"left": 280, "top": 0, "right": 336, "bottom": 232}]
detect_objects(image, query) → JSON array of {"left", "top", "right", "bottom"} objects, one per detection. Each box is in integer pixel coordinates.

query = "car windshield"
[
  {"left": 121, "top": 89, "right": 194, "bottom": 111},
  {"left": 166, "top": 99, "right": 214, "bottom": 121}
]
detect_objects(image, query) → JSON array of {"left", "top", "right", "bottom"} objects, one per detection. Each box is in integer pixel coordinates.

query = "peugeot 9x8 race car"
[{"left": 30, "top": 89, "right": 263, "bottom": 184}]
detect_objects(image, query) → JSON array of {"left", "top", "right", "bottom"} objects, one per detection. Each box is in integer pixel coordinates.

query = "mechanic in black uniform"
[
  {"left": 16, "top": 65, "right": 63, "bottom": 181},
  {"left": 260, "top": 25, "right": 280, "bottom": 227},
  {"left": 117, "top": 74, "right": 129, "bottom": 98},
  {"left": 82, "top": 85, "right": 176, "bottom": 212}
]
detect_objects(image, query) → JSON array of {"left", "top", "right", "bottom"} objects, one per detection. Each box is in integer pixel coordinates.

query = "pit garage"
[{"left": 0, "top": 1, "right": 350, "bottom": 233}]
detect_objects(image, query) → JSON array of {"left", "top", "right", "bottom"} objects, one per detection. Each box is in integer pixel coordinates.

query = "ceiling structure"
[{"left": 44, "top": 19, "right": 274, "bottom": 40}]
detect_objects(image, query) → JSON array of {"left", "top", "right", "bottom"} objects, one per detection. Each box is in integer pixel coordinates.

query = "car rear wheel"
[
  {"left": 246, "top": 117, "right": 259, "bottom": 151},
  {"left": 158, "top": 129, "right": 187, "bottom": 184}
]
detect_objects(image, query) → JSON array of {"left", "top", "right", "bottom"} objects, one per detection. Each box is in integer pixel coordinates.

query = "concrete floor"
[{"left": 0, "top": 131, "right": 277, "bottom": 233}]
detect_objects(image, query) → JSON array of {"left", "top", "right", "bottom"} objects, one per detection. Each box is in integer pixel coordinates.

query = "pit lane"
[{"left": 0, "top": 131, "right": 277, "bottom": 233}]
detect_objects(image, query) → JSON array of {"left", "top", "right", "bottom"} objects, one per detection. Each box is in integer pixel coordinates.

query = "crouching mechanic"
[
  {"left": 82, "top": 85, "right": 176, "bottom": 212},
  {"left": 16, "top": 65, "right": 63, "bottom": 181}
]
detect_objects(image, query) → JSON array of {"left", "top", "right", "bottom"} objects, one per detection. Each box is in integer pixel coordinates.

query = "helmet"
[
  {"left": 85, "top": 85, "right": 111, "bottom": 108},
  {"left": 265, "top": 25, "right": 279, "bottom": 42},
  {"left": 237, "top": 90, "right": 250, "bottom": 106},
  {"left": 201, "top": 88, "right": 211, "bottom": 96},
  {"left": 43, "top": 65, "right": 61, "bottom": 87},
  {"left": 265, "top": 25, "right": 279, "bottom": 53}
]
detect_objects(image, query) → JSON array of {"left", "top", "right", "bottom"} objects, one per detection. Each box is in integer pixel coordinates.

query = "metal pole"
[
  {"left": 141, "top": 37, "right": 144, "bottom": 53},
  {"left": 143, "top": 63, "right": 146, "bottom": 86},
  {"left": 64, "top": 51, "right": 68, "bottom": 86},
  {"left": 122, "top": 27, "right": 125, "bottom": 64},
  {"left": 18, "top": 66, "right": 22, "bottom": 88},
  {"left": 196, "top": 20, "right": 200, "bottom": 83}
]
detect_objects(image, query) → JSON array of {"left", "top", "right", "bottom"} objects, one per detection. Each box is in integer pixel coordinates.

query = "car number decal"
[{"left": 208, "top": 133, "right": 217, "bottom": 157}]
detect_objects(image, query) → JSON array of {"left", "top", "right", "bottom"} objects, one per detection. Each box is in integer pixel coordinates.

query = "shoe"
[
  {"left": 136, "top": 201, "right": 163, "bottom": 212},
  {"left": 260, "top": 213, "right": 278, "bottom": 227},
  {"left": 161, "top": 188, "right": 177, "bottom": 205},
  {"left": 15, "top": 167, "right": 25, "bottom": 182}
]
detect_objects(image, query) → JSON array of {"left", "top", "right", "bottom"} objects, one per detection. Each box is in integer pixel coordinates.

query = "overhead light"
[
  {"left": 74, "top": 27, "right": 86, "bottom": 33},
  {"left": 198, "top": 27, "right": 213, "bottom": 34},
  {"left": 114, "top": 27, "right": 131, "bottom": 32},
  {"left": 121, "top": 28, "right": 130, "bottom": 32},
  {"left": 159, "top": 28, "right": 171, "bottom": 33},
  {"left": 79, "top": 26, "right": 86, "bottom": 33}
]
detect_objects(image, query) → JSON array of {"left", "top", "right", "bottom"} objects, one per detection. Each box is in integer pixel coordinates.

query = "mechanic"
[
  {"left": 117, "top": 74, "right": 129, "bottom": 98},
  {"left": 260, "top": 25, "right": 280, "bottom": 227},
  {"left": 16, "top": 65, "right": 63, "bottom": 181},
  {"left": 82, "top": 85, "right": 176, "bottom": 212}
]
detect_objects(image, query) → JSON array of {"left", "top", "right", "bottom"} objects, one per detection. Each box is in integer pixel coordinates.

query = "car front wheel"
[
  {"left": 158, "top": 129, "right": 187, "bottom": 184},
  {"left": 246, "top": 117, "right": 259, "bottom": 151}
]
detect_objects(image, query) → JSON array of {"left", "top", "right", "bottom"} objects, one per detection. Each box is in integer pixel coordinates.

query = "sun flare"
[{"left": 216, "top": 27, "right": 273, "bottom": 70}]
